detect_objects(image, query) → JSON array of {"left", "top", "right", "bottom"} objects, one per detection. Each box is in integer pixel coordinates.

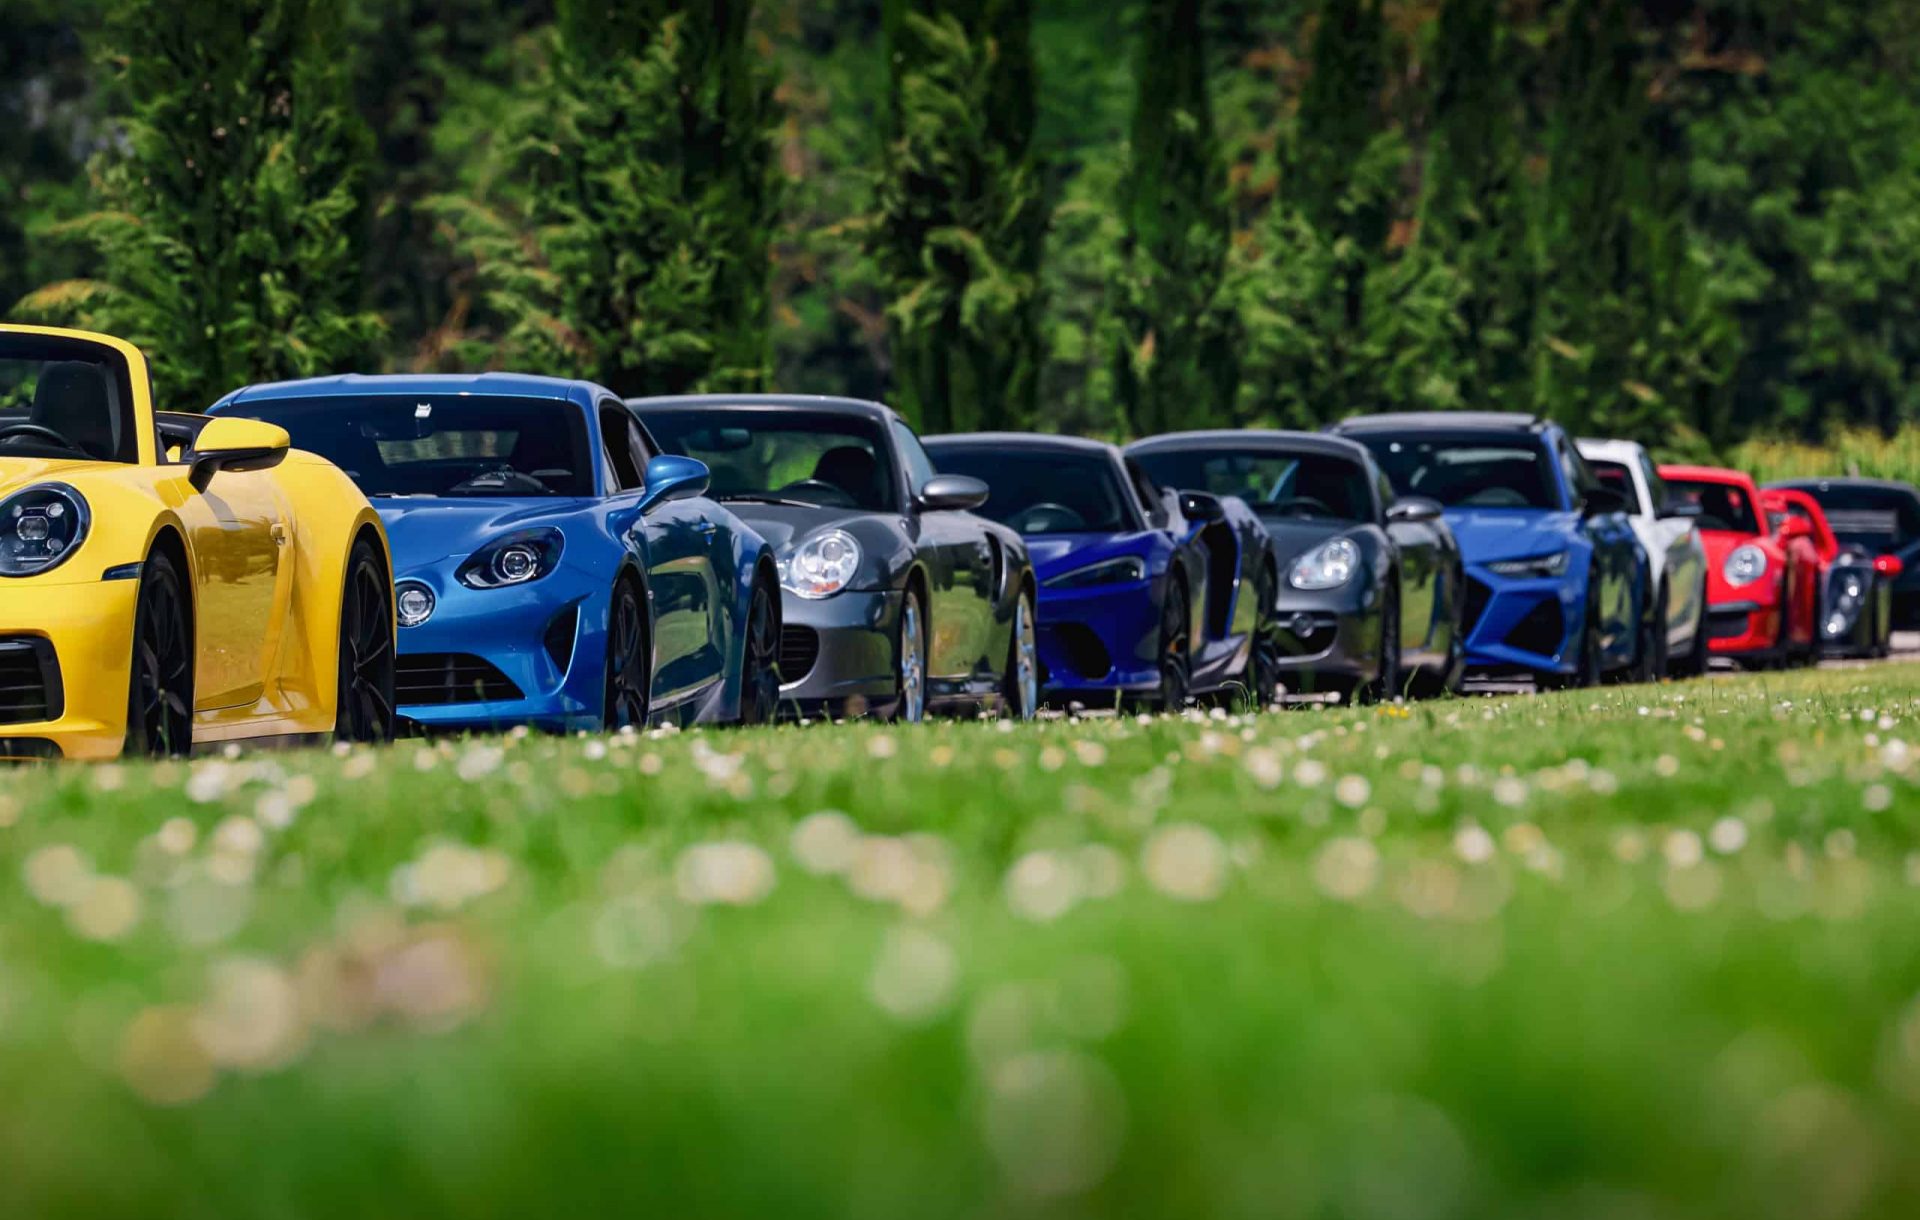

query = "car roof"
[
  {"left": 924, "top": 431, "right": 1122, "bottom": 459},
  {"left": 1575, "top": 438, "right": 1646, "bottom": 462},
  {"left": 215, "top": 372, "right": 599, "bottom": 405},
  {"left": 1658, "top": 463, "right": 1757, "bottom": 487},
  {"left": 627, "top": 393, "right": 903, "bottom": 425},
  {"left": 1126, "top": 429, "right": 1373, "bottom": 463},
  {"left": 1331, "top": 411, "right": 1545, "bottom": 434}
]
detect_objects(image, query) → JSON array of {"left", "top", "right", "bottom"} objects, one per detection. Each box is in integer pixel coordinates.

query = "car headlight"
[
  {"left": 457, "top": 529, "right": 564, "bottom": 589},
  {"left": 395, "top": 581, "right": 436, "bottom": 628},
  {"left": 1289, "top": 538, "right": 1359, "bottom": 590},
  {"left": 1043, "top": 555, "right": 1147, "bottom": 590},
  {"left": 0, "top": 484, "right": 89, "bottom": 577},
  {"left": 779, "top": 529, "right": 862, "bottom": 599},
  {"left": 1487, "top": 551, "right": 1571, "bottom": 579},
  {"left": 1724, "top": 544, "right": 1768, "bottom": 587}
]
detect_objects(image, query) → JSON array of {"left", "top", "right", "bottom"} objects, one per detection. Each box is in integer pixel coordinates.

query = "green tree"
[
  {"left": 1110, "top": 0, "right": 1235, "bottom": 436},
  {"left": 442, "top": 0, "right": 780, "bottom": 397},
  {"left": 870, "top": 0, "right": 1045, "bottom": 433},
  {"left": 20, "top": 0, "right": 379, "bottom": 410}
]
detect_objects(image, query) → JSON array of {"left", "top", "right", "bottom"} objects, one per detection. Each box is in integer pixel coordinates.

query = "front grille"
[
  {"left": 0, "top": 638, "right": 61, "bottom": 726},
  {"left": 1461, "top": 576, "right": 1494, "bottom": 639},
  {"left": 395, "top": 654, "right": 524, "bottom": 706},
  {"left": 0, "top": 737, "right": 60, "bottom": 761},
  {"left": 780, "top": 625, "right": 820, "bottom": 684},
  {"left": 1277, "top": 611, "right": 1338, "bottom": 657},
  {"left": 543, "top": 607, "right": 580, "bottom": 674},
  {"left": 1707, "top": 609, "right": 1752, "bottom": 641},
  {"left": 1503, "top": 597, "right": 1564, "bottom": 656},
  {"left": 1052, "top": 623, "right": 1112, "bottom": 681}
]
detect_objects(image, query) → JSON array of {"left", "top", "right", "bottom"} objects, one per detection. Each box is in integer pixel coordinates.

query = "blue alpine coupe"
[
  {"left": 1329, "top": 412, "right": 1655, "bottom": 686},
  {"left": 209, "top": 374, "right": 782, "bottom": 732},
  {"left": 924, "top": 433, "right": 1276, "bottom": 708}
]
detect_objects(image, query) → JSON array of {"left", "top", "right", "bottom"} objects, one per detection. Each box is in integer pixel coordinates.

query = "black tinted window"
[
  {"left": 1133, "top": 448, "right": 1372, "bottom": 521},
  {"left": 643, "top": 408, "right": 898, "bottom": 512},
  {"left": 0, "top": 341, "right": 139, "bottom": 464},
  {"left": 1588, "top": 459, "right": 1638, "bottom": 508},
  {"left": 230, "top": 395, "right": 593, "bottom": 497},
  {"left": 927, "top": 445, "right": 1132, "bottom": 534},
  {"left": 1355, "top": 432, "right": 1561, "bottom": 510},
  {"left": 1665, "top": 479, "right": 1761, "bottom": 534},
  {"left": 1798, "top": 486, "right": 1920, "bottom": 547}
]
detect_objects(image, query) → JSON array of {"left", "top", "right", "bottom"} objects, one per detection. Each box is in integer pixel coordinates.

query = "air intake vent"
[
  {"left": 543, "top": 607, "right": 580, "bottom": 675},
  {"left": 779, "top": 626, "right": 820, "bottom": 684},
  {"left": 396, "top": 654, "right": 524, "bottom": 706},
  {"left": 0, "top": 638, "right": 61, "bottom": 727}
]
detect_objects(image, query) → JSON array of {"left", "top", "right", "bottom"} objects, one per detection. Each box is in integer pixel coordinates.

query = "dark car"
[
  {"left": 1330, "top": 413, "right": 1656, "bottom": 687},
  {"left": 1127, "top": 430, "right": 1466, "bottom": 700},
  {"left": 1761, "top": 486, "right": 1895, "bottom": 658},
  {"left": 631, "top": 395, "right": 1037, "bottom": 722},
  {"left": 924, "top": 432, "right": 1275, "bottom": 709},
  {"left": 1765, "top": 478, "right": 1920, "bottom": 628}
]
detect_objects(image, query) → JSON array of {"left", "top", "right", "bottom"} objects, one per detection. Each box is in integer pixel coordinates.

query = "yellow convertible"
[{"left": 0, "top": 325, "right": 396, "bottom": 760}]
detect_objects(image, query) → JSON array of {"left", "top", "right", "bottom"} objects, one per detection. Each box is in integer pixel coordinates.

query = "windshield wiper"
[{"left": 715, "top": 493, "right": 819, "bottom": 508}]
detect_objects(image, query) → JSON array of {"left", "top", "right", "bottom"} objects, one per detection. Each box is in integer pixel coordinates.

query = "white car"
[{"left": 1578, "top": 438, "right": 1710, "bottom": 675}]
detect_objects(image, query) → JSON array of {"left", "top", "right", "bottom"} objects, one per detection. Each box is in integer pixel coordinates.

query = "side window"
[
  {"left": 625, "top": 418, "right": 654, "bottom": 477},
  {"left": 1127, "top": 459, "right": 1168, "bottom": 529},
  {"left": 598, "top": 403, "right": 644, "bottom": 492},
  {"left": 1640, "top": 454, "right": 1667, "bottom": 516},
  {"left": 1376, "top": 471, "right": 1396, "bottom": 518},
  {"left": 891, "top": 420, "right": 938, "bottom": 499}
]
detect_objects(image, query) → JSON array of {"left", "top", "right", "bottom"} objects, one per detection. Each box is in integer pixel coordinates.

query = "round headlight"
[
  {"left": 0, "top": 484, "right": 89, "bottom": 577},
  {"left": 494, "top": 544, "right": 541, "bottom": 584},
  {"left": 781, "top": 529, "right": 862, "bottom": 599},
  {"left": 1724, "top": 544, "right": 1768, "bottom": 588},
  {"left": 1289, "top": 537, "right": 1359, "bottom": 591},
  {"left": 396, "top": 582, "right": 436, "bottom": 628}
]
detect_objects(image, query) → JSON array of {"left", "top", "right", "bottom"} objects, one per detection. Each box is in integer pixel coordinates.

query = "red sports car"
[
  {"left": 1657, "top": 464, "right": 1818, "bottom": 666},
  {"left": 1760, "top": 487, "right": 1897, "bottom": 658}
]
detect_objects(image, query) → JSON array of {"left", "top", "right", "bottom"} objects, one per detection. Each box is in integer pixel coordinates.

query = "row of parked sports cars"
[{"left": 3, "top": 324, "right": 1918, "bottom": 761}]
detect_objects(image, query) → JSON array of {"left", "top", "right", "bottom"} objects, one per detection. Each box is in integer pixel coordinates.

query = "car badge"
[{"left": 415, "top": 402, "right": 433, "bottom": 419}]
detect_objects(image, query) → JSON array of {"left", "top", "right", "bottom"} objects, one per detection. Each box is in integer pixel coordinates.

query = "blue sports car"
[
  {"left": 209, "top": 374, "right": 782, "bottom": 732},
  {"left": 1330, "top": 412, "right": 1655, "bottom": 686},
  {"left": 924, "top": 433, "right": 1276, "bottom": 708}
]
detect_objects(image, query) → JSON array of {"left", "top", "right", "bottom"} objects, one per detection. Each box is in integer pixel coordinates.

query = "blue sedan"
[
  {"left": 924, "top": 433, "right": 1276, "bottom": 708},
  {"left": 210, "top": 374, "right": 781, "bottom": 732},
  {"left": 1330, "top": 412, "right": 1656, "bottom": 686}
]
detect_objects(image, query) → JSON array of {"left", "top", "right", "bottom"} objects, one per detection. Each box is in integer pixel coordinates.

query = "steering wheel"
[
  {"left": 447, "top": 465, "right": 553, "bottom": 495},
  {"left": 776, "top": 478, "right": 858, "bottom": 508},
  {"left": 0, "top": 422, "right": 85, "bottom": 453},
  {"left": 1010, "top": 502, "right": 1087, "bottom": 534},
  {"left": 1272, "top": 495, "right": 1337, "bottom": 518}
]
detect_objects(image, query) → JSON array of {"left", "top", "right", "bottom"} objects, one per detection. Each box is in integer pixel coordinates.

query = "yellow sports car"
[{"left": 0, "top": 324, "right": 396, "bottom": 760}]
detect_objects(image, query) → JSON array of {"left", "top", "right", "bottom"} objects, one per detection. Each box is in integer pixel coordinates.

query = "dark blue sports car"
[
  {"left": 924, "top": 433, "right": 1275, "bottom": 708},
  {"left": 1330, "top": 412, "right": 1655, "bottom": 686},
  {"left": 209, "top": 374, "right": 781, "bottom": 732}
]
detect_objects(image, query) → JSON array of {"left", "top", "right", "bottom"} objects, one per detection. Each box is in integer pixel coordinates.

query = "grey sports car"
[
  {"left": 1127, "top": 430, "right": 1466, "bottom": 700},
  {"left": 630, "top": 395, "right": 1037, "bottom": 722}
]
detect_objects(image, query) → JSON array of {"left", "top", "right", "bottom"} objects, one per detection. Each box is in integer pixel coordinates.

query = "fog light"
[
  {"left": 396, "top": 582, "right": 436, "bottom": 628},
  {"left": 1826, "top": 613, "right": 1847, "bottom": 637}
]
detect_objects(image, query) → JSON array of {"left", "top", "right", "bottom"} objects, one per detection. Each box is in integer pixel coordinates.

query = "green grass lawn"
[{"left": 8, "top": 667, "right": 1920, "bottom": 1217}]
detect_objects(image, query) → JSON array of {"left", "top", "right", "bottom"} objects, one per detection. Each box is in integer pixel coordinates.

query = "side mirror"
[
  {"left": 1875, "top": 554, "right": 1905, "bottom": 577},
  {"left": 189, "top": 417, "right": 289, "bottom": 492},
  {"left": 1386, "top": 496, "right": 1442, "bottom": 524},
  {"left": 1581, "top": 486, "right": 1630, "bottom": 517},
  {"left": 1179, "top": 490, "right": 1227, "bottom": 523},
  {"left": 1659, "top": 499, "right": 1703, "bottom": 521},
  {"left": 639, "top": 454, "right": 710, "bottom": 512},
  {"left": 1776, "top": 515, "right": 1813, "bottom": 542},
  {"left": 916, "top": 473, "right": 989, "bottom": 512}
]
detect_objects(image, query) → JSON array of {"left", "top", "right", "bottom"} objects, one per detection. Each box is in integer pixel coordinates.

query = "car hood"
[
  {"left": 375, "top": 497, "right": 595, "bottom": 563},
  {"left": 719, "top": 503, "right": 892, "bottom": 554},
  {"left": 1024, "top": 532, "right": 1158, "bottom": 581},
  {"left": 1257, "top": 517, "right": 1359, "bottom": 566},
  {"left": 1443, "top": 508, "right": 1581, "bottom": 564},
  {"left": 0, "top": 455, "right": 114, "bottom": 495}
]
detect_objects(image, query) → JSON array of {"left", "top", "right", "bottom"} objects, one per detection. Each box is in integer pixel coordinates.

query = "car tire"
[
  {"left": 1001, "top": 586, "right": 1039, "bottom": 720},
  {"left": 334, "top": 537, "right": 396, "bottom": 744},
  {"left": 124, "top": 549, "right": 194, "bottom": 758},
  {"left": 737, "top": 577, "right": 780, "bottom": 725},
  {"left": 893, "top": 585, "right": 929, "bottom": 723},
  {"left": 1361, "top": 577, "right": 1402, "bottom": 703},
  {"left": 1547, "top": 576, "right": 1602, "bottom": 691},
  {"left": 1245, "top": 563, "right": 1282, "bottom": 709},
  {"left": 603, "top": 577, "right": 650, "bottom": 731},
  {"left": 1618, "top": 579, "right": 1666, "bottom": 685},
  {"left": 1157, "top": 578, "right": 1192, "bottom": 711}
]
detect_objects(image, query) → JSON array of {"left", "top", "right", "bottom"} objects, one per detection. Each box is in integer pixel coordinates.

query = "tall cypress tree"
[
  {"left": 445, "top": 0, "right": 779, "bottom": 397},
  {"left": 1111, "top": 0, "right": 1235, "bottom": 436},
  {"left": 870, "top": 0, "right": 1044, "bottom": 433},
  {"left": 22, "top": 0, "right": 379, "bottom": 409}
]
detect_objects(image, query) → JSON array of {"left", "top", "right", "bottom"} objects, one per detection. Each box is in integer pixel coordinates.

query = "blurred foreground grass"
[{"left": 8, "top": 669, "right": 1920, "bottom": 1216}]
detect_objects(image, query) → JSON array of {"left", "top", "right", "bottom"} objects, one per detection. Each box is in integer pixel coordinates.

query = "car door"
[
  {"left": 892, "top": 419, "right": 995, "bottom": 687},
  {"left": 176, "top": 465, "right": 291, "bottom": 710},
  {"left": 602, "top": 401, "right": 722, "bottom": 707}
]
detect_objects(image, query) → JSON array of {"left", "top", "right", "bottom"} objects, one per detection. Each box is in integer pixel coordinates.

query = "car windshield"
[
  {"left": 1132, "top": 447, "right": 1370, "bottom": 522},
  {"left": 642, "top": 408, "right": 898, "bottom": 512},
  {"left": 229, "top": 396, "right": 593, "bottom": 497},
  {"left": 1796, "top": 485, "right": 1920, "bottom": 548},
  {"left": 1354, "top": 432, "right": 1561, "bottom": 510},
  {"left": 927, "top": 445, "right": 1131, "bottom": 534},
  {"left": 1664, "top": 479, "right": 1760, "bottom": 534},
  {"left": 0, "top": 341, "right": 140, "bottom": 464},
  {"left": 1586, "top": 460, "right": 1642, "bottom": 512}
]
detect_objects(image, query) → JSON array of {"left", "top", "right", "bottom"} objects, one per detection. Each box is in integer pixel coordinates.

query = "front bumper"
[
  {"left": 1034, "top": 578, "right": 1162, "bottom": 698},
  {"left": 775, "top": 588, "right": 903, "bottom": 714},
  {"left": 1459, "top": 568, "right": 1583, "bottom": 677},
  {"left": 1704, "top": 597, "right": 1784, "bottom": 658},
  {"left": 1269, "top": 588, "right": 1379, "bottom": 692},
  {"left": 0, "top": 578, "right": 139, "bottom": 761},
  {"left": 392, "top": 560, "right": 609, "bottom": 734}
]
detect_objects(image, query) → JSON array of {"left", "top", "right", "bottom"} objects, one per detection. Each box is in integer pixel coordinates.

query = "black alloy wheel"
[
  {"left": 1158, "top": 579, "right": 1192, "bottom": 710},
  {"left": 604, "top": 578, "right": 650, "bottom": 731},
  {"left": 739, "top": 579, "right": 781, "bottom": 725},
  {"left": 1246, "top": 565, "right": 1283, "bottom": 709},
  {"left": 125, "top": 551, "right": 193, "bottom": 758},
  {"left": 335, "top": 539, "right": 397, "bottom": 743}
]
